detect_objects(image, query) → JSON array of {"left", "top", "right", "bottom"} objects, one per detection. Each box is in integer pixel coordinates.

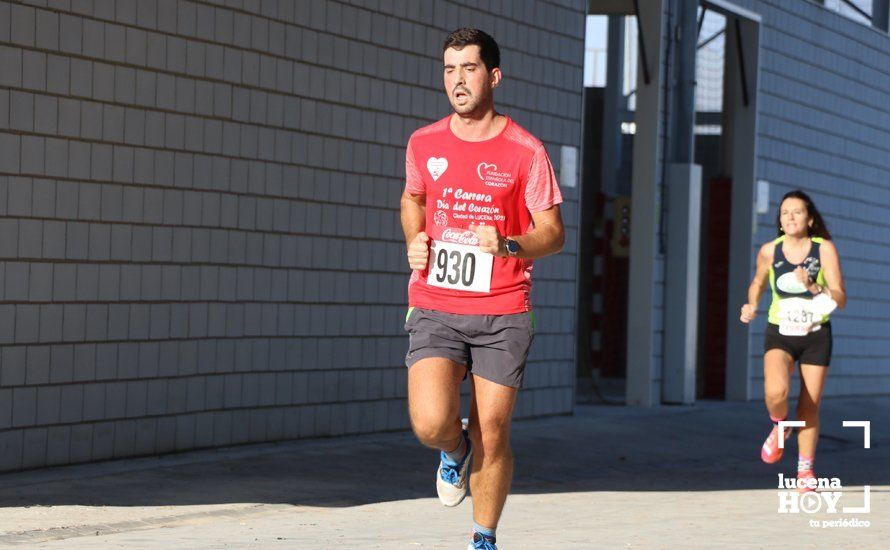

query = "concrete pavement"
[{"left": 0, "top": 395, "right": 887, "bottom": 548}]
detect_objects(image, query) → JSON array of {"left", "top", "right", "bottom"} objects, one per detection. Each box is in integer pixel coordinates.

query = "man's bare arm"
[
  {"left": 472, "top": 205, "right": 565, "bottom": 259},
  {"left": 511, "top": 205, "right": 565, "bottom": 259},
  {"left": 401, "top": 190, "right": 429, "bottom": 270},
  {"left": 400, "top": 190, "right": 425, "bottom": 244}
]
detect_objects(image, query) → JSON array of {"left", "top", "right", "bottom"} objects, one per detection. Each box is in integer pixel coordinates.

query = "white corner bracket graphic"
[
  {"left": 843, "top": 485, "right": 871, "bottom": 514},
  {"left": 842, "top": 421, "right": 871, "bottom": 449},
  {"left": 778, "top": 421, "right": 806, "bottom": 449}
]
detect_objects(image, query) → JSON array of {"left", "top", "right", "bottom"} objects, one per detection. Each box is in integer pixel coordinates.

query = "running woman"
[
  {"left": 400, "top": 28, "right": 564, "bottom": 550},
  {"left": 740, "top": 190, "right": 846, "bottom": 492}
]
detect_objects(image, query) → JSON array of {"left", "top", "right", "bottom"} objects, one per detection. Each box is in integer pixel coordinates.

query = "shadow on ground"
[{"left": 0, "top": 396, "right": 887, "bottom": 509}]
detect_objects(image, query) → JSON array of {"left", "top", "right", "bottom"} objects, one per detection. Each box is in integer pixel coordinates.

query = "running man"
[
  {"left": 740, "top": 190, "right": 846, "bottom": 492},
  {"left": 400, "top": 28, "right": 564, "bottom": 549}
]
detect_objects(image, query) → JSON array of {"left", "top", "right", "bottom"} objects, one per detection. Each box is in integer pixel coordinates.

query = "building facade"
[
  {"left": 1, "top": 0, "right": 888, "bottom": 473},
  {"left": 581, "top": 0, "right": 890, "bottom": 405},
  {"left": 0, "top": 0, "right": 584, "bottom": 472}
]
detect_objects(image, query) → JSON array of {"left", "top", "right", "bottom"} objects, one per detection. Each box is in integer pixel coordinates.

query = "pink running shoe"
[
  {"left": 797, "top": 469, "right": 817, "bottom": 493},
  {"left": 760, "top": 425, "right": 792, "bottom": 464}
]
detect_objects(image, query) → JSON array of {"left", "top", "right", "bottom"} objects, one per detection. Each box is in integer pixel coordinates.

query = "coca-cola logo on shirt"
[{"left": 440, "top": 228, "right": 479, "bottom": 246}]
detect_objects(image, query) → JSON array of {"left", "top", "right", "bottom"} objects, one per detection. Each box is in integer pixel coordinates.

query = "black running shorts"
[{"left": 764, "top": 322, "right": 832, "bottom": 367}]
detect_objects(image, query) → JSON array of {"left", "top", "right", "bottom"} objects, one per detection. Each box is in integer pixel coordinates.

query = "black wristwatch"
[{"left": 505, "top": 238, "right": 520, "bottom": 257}]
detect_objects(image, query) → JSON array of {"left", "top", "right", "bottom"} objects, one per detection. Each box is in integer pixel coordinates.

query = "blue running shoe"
[
  {"left": 467, "top": 532, "right": 497, "bottom": 550},
  {"left": 436, "top": 430, "right": 472, "bottom": 506}
]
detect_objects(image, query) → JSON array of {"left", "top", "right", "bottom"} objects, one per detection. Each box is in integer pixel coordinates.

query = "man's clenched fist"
[
  {"left": 470, "top": 224, "right": 505, "bottom": 257},
  {"left": 407, "top": 231, "right": 430, "bottom": 270}
]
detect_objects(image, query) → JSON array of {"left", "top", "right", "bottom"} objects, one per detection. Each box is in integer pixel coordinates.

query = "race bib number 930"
[{"left": 426, "top": 240, "right": 493, "bottom": 293}]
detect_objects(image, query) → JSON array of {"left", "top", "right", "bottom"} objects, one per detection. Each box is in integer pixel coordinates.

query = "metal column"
[
  {"left": 661, "top": 0, "right": 702, "bottom": 404},
  {"left": 875, "top": 0, "right": 890, "bottom": 32}
]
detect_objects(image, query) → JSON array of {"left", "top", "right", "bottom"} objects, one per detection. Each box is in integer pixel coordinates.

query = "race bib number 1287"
[
  {"left": 777, "top": 295, "right": 837, "bottom": 336},
  {"left": 426, "top": 240, "right": 493, "bottom": 293}
]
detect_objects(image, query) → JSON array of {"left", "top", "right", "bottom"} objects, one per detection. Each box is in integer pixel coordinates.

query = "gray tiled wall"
[{"left": 0, "top": 0, "right": 585, "bottom": 472}]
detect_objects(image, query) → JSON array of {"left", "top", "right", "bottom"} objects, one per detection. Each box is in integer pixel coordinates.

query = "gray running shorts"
[{"left": 403, "top": 307, "right": 535, "bottom": 388}]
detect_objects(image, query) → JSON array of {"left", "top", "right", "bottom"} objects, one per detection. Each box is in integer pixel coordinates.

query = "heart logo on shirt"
[
  {"left": 427, "top": 157, "right": 448, "bottom": 181},
  {"left": 477, "top": 162, "right": 497, "bottom": 181}
]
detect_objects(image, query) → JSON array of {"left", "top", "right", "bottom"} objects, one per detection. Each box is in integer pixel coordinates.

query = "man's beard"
[
  {"left": 452, "top": 100, "right": 477, "bottom": 114},
  {"left": 450, "top": 91, "right": 488, "bottom": 116}
]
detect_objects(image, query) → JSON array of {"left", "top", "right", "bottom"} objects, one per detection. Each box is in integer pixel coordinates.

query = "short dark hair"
[
  {"left": 442, "top": 28, "right": 500, "bottom": 70},
  {"left": 776, "top": 189, "right": 832, "bottom": 240}
]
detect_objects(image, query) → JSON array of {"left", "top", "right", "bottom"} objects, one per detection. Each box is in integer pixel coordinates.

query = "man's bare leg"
[
  {"left": 467, "top": 374, "right": 518, "bottom": 530},
  {"left": 408, "top": 357, "right": 466, "bottom": 452}
]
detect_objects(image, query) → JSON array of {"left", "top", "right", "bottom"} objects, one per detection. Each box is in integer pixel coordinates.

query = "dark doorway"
[
  {"left": 694, "top": 7, "right": 730, "bottom": 400},
  {"left": 576, "top": 14, "right": 637, "bottom": 404}
]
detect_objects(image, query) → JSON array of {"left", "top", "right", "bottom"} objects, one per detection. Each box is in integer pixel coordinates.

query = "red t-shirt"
[{"left": 404, "top": 115, "right": 563, "bottom": 315}]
